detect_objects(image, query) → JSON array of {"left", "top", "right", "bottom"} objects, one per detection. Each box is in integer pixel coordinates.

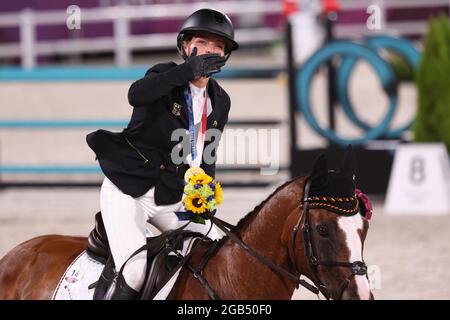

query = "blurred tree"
[{"left": 414, "top": 15, "right": 450, "bottom": 151}]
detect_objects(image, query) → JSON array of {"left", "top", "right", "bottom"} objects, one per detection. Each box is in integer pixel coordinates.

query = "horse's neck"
[
  {"left": 216, "top": 178, "right": 304, "bottom": 299},
  {"left": 237, "top": 181, "right": 301, "bottom": 244}
]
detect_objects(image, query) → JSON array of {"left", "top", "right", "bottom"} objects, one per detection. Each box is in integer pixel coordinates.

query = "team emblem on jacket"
[{"left": 171, "top": 102, "right": 182, "bottom": 116}]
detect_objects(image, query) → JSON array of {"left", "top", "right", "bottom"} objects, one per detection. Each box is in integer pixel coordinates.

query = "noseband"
[{"left": 290, "top": 178, "right": 368, "bottom": 300}]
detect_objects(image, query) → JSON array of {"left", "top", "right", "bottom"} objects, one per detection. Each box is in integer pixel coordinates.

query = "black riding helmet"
[{"left": 177, "top": 8, "right": 239, "bottom": 60}]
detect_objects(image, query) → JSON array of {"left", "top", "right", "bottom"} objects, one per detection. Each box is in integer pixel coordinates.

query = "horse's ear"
[
  {"left": 340, "top": 145, "right": 356, "bottom": 179},
  {"left": 311, "top": 153, "right": 328, "bottom": 178}
]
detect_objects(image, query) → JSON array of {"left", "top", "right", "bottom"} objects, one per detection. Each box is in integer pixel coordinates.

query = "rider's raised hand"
[{"left": 184, "top": 47, "right": 226, "bottom": 78}]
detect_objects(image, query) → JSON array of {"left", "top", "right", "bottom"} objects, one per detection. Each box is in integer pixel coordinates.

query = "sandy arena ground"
[{"left": 0, "top": 56, "right": 449, "bottom": 299}]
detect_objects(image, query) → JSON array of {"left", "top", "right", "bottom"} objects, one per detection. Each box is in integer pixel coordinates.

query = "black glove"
[{"left": 184, "top": 47, "right": 226, "bottom": 78}]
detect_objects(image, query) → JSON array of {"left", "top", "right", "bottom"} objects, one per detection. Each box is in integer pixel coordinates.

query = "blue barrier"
[
  {"left": 0, "top": 119, "right": 281, "bottom": 174},
  {"left": 0, "top": 66, "right": 282, "bottom": 81},
  {"left": 337, "top": 35, "right": 420, "bottom": 138},
  {"left": 0, "top": 120, "right": 127, "bottom": 128},
  {"left": 0, "top": 119, "right": 282, "bottom": 129},
  {"left": 0, "top": 66, "right": 282, "bottom": 183},
  {"left": 0, "top": 165, "right": 101, "bottom": 174},
  {"left": 297, "top": 40, "right": 398, "bottom": 146}
]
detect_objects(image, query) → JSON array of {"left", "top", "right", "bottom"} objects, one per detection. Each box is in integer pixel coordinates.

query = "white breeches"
[{"left": 100, "top": 177, "right": 221, "bottom": 291}]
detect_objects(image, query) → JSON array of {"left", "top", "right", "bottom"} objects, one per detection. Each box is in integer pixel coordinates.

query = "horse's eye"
[{"left": 316, "top": 225, "right": 329, "bottom": 237}]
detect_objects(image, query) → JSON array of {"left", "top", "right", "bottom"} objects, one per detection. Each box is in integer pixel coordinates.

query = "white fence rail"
[
  {"left": 1, "top": 0, "right": 449, "bottom": 69},
  {"left": 0, "top": 1, "right": 283, "bottom": 69}
]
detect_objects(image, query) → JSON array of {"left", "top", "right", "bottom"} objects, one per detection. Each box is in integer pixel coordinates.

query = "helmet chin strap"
[
  {"left": 177, "top": 45, "right": 187, "bottom": 60},
  {"left": 223, "top": 52, "right": 232, "bottom": 62}
]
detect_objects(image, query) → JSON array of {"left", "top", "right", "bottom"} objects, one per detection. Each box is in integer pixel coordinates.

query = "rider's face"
[{"left": 183, "top": 33, "right": 226, "bottom": 57}]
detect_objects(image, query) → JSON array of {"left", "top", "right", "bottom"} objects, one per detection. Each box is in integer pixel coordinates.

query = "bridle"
[
  {"left": 192, "top": 177, "right": 369, "bottom": 300},
  {"left": 290, "top": 178, "right": 368, "bottom": 300}
]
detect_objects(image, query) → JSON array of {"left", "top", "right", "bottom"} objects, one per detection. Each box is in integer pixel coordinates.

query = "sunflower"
[
  {"left": 214, "top": 182, "right": 223, "bottom": 205},
  {"left": 184, "top": 193, "right": 208, "bottom": 214},
  {"left": 189, "top": 173, "right": 213, "bottom": 185}
]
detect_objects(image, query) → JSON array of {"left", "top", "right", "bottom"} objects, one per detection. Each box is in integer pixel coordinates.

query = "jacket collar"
[{"left": 177, "top": 78, "right": 222, "bottom": 128}]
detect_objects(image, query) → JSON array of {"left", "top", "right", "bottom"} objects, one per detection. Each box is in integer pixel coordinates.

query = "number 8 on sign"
[{"left": 409, "top": 156, "right": 425, "bottom": 184}]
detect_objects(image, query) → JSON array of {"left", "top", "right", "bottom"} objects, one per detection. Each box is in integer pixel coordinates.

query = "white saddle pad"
[{"left": 52, "top": 237, "right": 198, "bottom": 300}]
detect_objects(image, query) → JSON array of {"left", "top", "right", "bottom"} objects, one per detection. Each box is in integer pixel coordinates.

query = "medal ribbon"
[{"left": 184, "top": 86, "right": 208, "bottom": 162}]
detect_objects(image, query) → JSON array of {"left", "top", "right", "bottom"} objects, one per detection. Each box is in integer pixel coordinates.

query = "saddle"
[{"left": 86, "top": 212, "right": 204, "bottom": 300}]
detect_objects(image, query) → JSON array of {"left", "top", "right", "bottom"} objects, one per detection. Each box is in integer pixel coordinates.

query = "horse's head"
[{"left": 290, "top": 146, "right": 373, "bottom": 300}]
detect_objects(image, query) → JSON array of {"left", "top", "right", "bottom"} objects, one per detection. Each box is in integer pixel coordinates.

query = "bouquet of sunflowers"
[{"left": 175, "top": 167, "right": 223, "bottom": 224}]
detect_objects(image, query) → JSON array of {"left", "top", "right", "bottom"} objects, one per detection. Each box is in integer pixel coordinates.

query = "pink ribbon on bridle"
[{"left": 355, "top": 188, "right": 373, "bottom": 220}]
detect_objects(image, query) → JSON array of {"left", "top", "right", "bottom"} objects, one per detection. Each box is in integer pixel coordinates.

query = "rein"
[
  {"left": 210, "top": 216, "right": 320, "bottom": 294},
  {"left": 187, "top": 212, "right": 322, "bottom": 300},
  {"left": 190, "top": 178, "right": 369, "bottom": 300}
]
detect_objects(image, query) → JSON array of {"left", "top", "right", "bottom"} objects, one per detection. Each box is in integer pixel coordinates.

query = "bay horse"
[{"left": 0, "top": 148, "right": 373, "bottom": 300}]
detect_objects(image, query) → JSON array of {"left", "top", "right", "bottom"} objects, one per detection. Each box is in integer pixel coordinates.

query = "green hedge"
[{"left": 414, "top": 15, "right": 450, "bottom": 150}]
